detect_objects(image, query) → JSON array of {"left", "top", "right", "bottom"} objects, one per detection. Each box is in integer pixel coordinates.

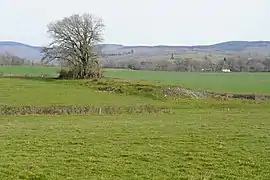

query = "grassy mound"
[
  {"left": 82, "top": 78, "right": 270, "bottom": 101},
  {"left": 105, "top": 70, "right": 270, "bottom": 94},
  {"left": 0, "top": 77, "right": 163, "bottom": 106}
]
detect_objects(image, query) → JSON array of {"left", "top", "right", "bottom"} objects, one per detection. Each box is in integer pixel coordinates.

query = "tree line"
[
  {"left": 101, "top": 55, "right": 270, "bottom": 72},
  {"left": 0, "top": 53, "right": 40, "bottom": 66},
  {"left": 2, "top": 12, "right": 270, "bottom": 79}
]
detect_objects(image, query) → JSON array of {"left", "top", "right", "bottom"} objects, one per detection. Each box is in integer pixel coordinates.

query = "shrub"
[{"left": 57, "top": 69, "right": 75, "bottom": 79}]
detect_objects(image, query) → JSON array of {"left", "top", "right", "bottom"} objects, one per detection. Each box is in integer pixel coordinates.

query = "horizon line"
[{"left": 1, "top": 40, "right": 270, "bottom": 47}]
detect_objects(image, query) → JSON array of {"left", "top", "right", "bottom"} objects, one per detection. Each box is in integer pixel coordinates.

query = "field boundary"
[{"left": 0, "top": 104, "right": 171, "bottom": 115}]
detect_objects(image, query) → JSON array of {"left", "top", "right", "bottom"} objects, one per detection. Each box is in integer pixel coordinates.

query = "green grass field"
[
  {"left": 105, "top": 70, "right": 270, "bottom": 94},
  {"left": 1, "top": 111, "right": 270, "bottom": 179},
  {"left": 1, "top": 66, "right": 270, "bottom": 94},
  {"left": 1, "top": 66, "right": 270, "bottom": 179},
  {"left": 0, "top": 78, "right": 162, "bottom": 107},
  {"left": 0, "top": 66, "right": 58, "bottom": 76}
]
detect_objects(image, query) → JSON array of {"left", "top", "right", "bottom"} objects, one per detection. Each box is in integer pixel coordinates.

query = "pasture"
[
  {"left": 1, "top": 66, "right": 270, "bottom": 179},
  {"left": 0, "top": 66, "right": 58, "bottom": 77},
  {"left": 1, "top": 65, "right": 270, "bottom": 94},
  {"left": 105, "top": 70, "right": 270, "bottom": 94}
]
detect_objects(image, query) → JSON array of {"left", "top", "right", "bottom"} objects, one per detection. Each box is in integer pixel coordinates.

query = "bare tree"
[
  {"left": 0, "top": 52, "right": 30, "bottom": 66},
  {"left": 173, "top": 59, "right": 184, "bottom": 72},
  {"left": 42, "top": 13, "right": 105, "bottom": 79},
  {"left": 155, "top": 60, "right": 169, "bottom": 71},
  {"left": 263, "top": 56, "right": 270, "bottom": 71},
  {"left": 186, "top": 58, "right": 195, "bottom": 72}
]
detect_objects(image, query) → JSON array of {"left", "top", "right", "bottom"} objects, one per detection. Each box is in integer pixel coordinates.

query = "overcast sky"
[{"left": 1, "top": 0, "right": 270, "bottom": 46}]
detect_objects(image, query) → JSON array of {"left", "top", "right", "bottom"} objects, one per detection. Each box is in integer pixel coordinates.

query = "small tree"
[{"left": 42, "top": 13, "right": 105, "bottom": 79}]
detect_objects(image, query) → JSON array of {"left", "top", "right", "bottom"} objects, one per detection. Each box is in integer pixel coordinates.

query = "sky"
[{"left": 1, "top": 0, "right": 270, "bottom": 46}]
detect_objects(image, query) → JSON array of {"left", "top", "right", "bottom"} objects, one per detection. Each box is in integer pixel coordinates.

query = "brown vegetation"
[
  {"left": 101, "top": 51, "right": 270, "bottom": 72},
  {"left": 0, "top": 104, "right": 171, "bottom": 115}
]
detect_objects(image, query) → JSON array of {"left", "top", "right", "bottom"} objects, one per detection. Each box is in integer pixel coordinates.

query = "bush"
[
  {"left": 57, "top": 67, "right": 104, "bottom": 79},
  {"left": 57, "top": 69, "right": 75, "bottom": 79}
]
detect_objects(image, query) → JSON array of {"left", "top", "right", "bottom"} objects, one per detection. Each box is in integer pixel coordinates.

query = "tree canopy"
[{"left": 42, "top": 13, "right": 105, "bottom": 79}]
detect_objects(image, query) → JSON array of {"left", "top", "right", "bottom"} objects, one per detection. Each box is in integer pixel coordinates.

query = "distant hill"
[
  {"left": 1, "top": 41, "right": 270, "bottom": 61},
  {"left": 0, "top": 41, "right": 43, "bottom": 60}
]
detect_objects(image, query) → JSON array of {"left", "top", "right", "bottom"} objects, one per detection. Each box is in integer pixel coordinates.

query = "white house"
[{"left": 222, "top": 69, "right": 231, "bottom": 72}]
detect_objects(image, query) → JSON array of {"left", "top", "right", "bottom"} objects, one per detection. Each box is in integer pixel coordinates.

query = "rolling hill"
[
  {"left": 1, "top": 41, "right": 270, "bottom": 61},
  {"left": 0, "top": 41, "right": 43, "bottom": 60}
]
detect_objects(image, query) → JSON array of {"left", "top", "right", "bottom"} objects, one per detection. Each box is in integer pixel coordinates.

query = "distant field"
[
  {"left": 0, "top": 66, "right": 58, "bottom": 76},
  {"left": 1, "top": 66, "right": 270, "bottom": 94},
  {"left": 106, "top": 70, "right": 270, "bottom": 94}
]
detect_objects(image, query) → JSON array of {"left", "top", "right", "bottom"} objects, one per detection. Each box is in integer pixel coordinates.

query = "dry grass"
[{"left": 0, "top": 104, "right": 170, "bottom": 115}]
